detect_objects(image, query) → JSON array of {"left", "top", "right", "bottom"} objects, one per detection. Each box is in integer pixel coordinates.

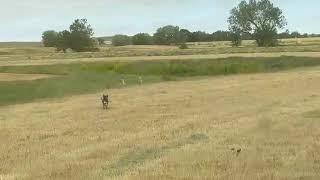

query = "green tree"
[
  {"left": 179, "top": 29, "right": 192, "bottom": 42},
  {"left": 191, "top": 31, "right": 213, "bottom": 42},
  {"left": 112, "top": 35, "right": 131, "bottom": 46},
  {"left": 153, "top": 25, "right": 183, "bottom": 45},
  {"left": 68, "top": 19, "right": 95, "bottom": 52},
  {"left": 229, "top": 23, "right": 242, "bottom": 46},
  {"left": 97, "top": 38, "right": 105, "bottom": 46},
  {"left": 290, "top": 31, "right": 301, "bottom": 38},
  {"left": 230, "top": 32, "right": 242, "bottom": 47},
  {"left": 42, "top": 30, "right": 58, "bottom": 47},
  {"left": 56, "top": 30, "right": 71, "bottom": 53},
  {"left": 228, "top": 0, "right": 286, "bottom": 47},
  {"left": 132, "top": 33, "right": 153, "bottom": 45},
  {"left": 212, "top": 31, "right": 231, "bottom": 41},
  {"left": 179, "top": 43, "right": 188, "bottom": 49}
]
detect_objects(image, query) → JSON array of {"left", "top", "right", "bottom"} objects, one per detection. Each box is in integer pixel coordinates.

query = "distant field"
[
  {"left": 3, "top": 52, "right": 320, "bottom": 67},
  {"left": 1, "top": 38, "right": 320, "bottom": 62},
  {"left": 0, "top": 41, "right": 42, "bottom": 48}
]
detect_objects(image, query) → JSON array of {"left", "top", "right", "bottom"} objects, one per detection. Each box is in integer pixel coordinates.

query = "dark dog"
[{"left": 101, "top": 94, "right": 109, "bottom": 109}]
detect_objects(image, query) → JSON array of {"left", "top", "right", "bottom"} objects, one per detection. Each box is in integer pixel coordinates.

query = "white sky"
[{"left": 1, "top": 0, "right": 319, "bottom": 41}]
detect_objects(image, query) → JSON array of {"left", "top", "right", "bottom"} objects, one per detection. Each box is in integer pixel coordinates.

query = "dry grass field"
[
  {"left": 1, "top": 37, "right": 320, "bottom": 67},
  {"left": 1, "top": 66, "right": 320, "bottom": 179},
  {"left": 1, "top": 38, "right": 320, "bottom": 179},
  {"left": 0, "top": 42, "right": 42, "bottom": 48}
]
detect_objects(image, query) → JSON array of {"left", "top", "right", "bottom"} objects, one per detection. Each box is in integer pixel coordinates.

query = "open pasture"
[
  {"left": 1, "top": 39, "right": 320, "bottom": 179},
  {"left": 1, "top": 64, "right": 320, "bottom": 179}
]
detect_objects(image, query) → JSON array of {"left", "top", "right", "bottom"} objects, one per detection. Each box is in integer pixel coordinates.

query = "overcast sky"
[{"left": 1, "top": 0, "right": 320, "bottom": 41}]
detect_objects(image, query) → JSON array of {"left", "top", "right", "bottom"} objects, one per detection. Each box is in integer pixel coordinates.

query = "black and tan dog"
[{"left": 101, "top": 94, "right": 109, "bottom": 109}]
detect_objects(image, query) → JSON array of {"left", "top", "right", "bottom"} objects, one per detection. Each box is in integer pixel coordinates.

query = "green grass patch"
[
  {"left": 0, "top": 72, "right": 161, "bottom": 106},
  {"left": 1, "top": 56, "right": 320, "bottom": 106}
]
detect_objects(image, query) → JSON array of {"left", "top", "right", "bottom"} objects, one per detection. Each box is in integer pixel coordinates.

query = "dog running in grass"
[{"left": 101, "top": 94, "right": 109, "bottom": 109}]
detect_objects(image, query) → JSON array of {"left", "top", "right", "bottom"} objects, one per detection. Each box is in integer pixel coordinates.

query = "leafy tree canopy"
[
  {"left": 228, "top": 0, "right": 286, "bottom": 46},
  {"left": 68, "top": 19, "right": 95, "bottom": 52},
  {"left": 153, "top": 25, "right": 184, "bottom": 45},
  {"left": 112, "top": 35, "right": 132, "bottom": 46},
  {"left": 132, "top": 33, "right": 153, "bottom": 45},
  {"left": 42, "top": 30, "right": 58, "bottom": 47}
]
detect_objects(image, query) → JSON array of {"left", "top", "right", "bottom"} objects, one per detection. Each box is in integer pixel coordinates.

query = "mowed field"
[{"left": 1, "top": 38, "right": 320, "bottom": 179}]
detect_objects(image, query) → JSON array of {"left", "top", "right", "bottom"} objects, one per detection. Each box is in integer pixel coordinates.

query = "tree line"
[
  {"left": 110, "top": 28, "right": 319, "bottom": 47},
  {"left": 111, "top": 29, "right": 235, "bottom": 47},
  {"left": 42, "top": 0, "right": 320, "bottom": 52}
]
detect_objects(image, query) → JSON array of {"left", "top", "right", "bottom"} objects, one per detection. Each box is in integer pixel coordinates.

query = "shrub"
[
  {"left": 112, "top": 35, "right": 132, "bottom": 46},
  {"left": 42, "top": 30, "right": 58, "bottom": 47},
  {"left": 179, "top": 43, "right": 188, "bottom": 49},
  {"left": 230, "top": 32, "right": 242, "bottom": 47},
  {"left": 132, "top": 33, "right": 153, "bottom": 45},
  {"left": 153, "top": 25, "right": 184, "bottom": 45},
  {"left": 97, "top": 38, "right": 106, "bottom": 46}
]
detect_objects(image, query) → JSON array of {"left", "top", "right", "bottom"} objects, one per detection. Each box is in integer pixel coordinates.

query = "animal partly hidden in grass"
[
  {"left": 101, "top": 94, "right": 109, "bottom": 109},
  {"left": 231, "top": 148, "right": 242, "bottom": 156}
]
